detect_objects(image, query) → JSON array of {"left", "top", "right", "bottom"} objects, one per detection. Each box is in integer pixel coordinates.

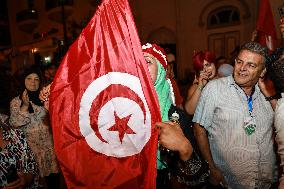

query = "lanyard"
[{"left": 246, "top": 94, "right": 253, "bottom": 113}]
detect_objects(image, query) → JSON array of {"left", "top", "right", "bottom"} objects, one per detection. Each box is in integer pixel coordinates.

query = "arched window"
[{"left": 208, "top": 6, "right": 240, "bottom": 29}]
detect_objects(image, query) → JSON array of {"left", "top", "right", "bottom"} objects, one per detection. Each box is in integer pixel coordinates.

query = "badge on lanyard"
[
  {"left": 243, "top": 116, "right": 256, "bottom": 135},
  {"left": 243, "top": 94, "right": 256, "bottom": 135}
]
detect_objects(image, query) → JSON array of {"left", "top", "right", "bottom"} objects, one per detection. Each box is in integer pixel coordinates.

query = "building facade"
[{"left": 3, "top": 0, "right": 284, "bottom": 79}]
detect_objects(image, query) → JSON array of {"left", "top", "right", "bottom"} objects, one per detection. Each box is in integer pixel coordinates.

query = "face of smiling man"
[{"left": 233, "top": 49, "right": 265, "bottom": 94}]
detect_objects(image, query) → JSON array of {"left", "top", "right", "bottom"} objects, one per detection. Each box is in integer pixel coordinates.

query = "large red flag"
[
  {"left": 256, "top": 0, "right": 278, "bottom": 51},
  {"left": 49, "top": 0, "right": 161, "bottom": 188}
]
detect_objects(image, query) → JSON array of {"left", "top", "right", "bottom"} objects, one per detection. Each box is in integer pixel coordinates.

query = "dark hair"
[
  {"left": 192, "top": 51, "right": 216, "bottom": 72},
  {"left": 18, "top": 65, "right": 43, "bottom": 110},
  {"left": 266, "top": 46, "right": 284, "bottom": 66},
  {"left": 267, "top": 58, "right": 284, "bottom": 93},
  {"left": 22, "top": 65, "right": 42, "bottom": 81},
  {"left": 240, "top": 42, "right": 268, "bottom": 63}
]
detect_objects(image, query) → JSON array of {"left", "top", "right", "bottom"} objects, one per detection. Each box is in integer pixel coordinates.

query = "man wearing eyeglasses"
[{"left": 192, "top": 42, "right": 278, "bottom": 189}]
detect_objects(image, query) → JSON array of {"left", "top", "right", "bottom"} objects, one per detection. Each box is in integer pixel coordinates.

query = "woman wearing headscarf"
[
  {"left": 9, "top": 65, "right": 59, "bottom": 188},
  {"left": 142, "top": 43, "right": 209, "bottom": 189},
  {"left": 0, "top": 113, "right": 39, "bottom": 189}
]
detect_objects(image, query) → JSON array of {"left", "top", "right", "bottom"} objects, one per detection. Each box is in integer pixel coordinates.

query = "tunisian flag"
[
  {"left": 49, "top": 0, "right": 161, "bottom": 188},
  {"left": 256, "top": 0, "right": 277, "bottom": 51}
]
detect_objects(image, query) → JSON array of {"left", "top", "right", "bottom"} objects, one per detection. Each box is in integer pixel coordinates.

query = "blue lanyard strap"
[{"left": 246, "top": 95, "right": 253, "bottom": 113}]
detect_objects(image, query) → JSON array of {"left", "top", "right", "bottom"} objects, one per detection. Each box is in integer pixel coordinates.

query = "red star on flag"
[{"left": 108, "top": 112, "right": 136, "bottom": 143}]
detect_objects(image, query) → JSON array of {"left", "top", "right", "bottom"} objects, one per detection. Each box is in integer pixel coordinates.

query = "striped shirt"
[
  {"left": 275, "top": 93, "right": 284, "bottom": 186},
  {"left": 193, "top": 75, "right": 278, "bottom": 189}
]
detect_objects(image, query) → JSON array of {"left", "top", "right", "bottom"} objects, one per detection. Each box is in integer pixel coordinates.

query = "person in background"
[
  {"left": 142, "top": 43, "right": 209, "bottom": 188},
  {"left": 193, "top": 42, "right": 278, "bottom": 189},
  {"left": 251, "top": 19, "right": 284, "bottom": 107},
  {"left": 267, "top": 58, "right": 284, "bottom": 189},
  {"left": 229, "top": 46, "right": 241, "bottom": 66},
  {"left": 9, "top": 65, "right": 59, "bottom": 188},
  {"left": 217, "top": 63, "right": 234, "bottom": 77},
  {"left": 184, "top": 51, "right": 217, "bottom": 115},
  {"left": 215, "top": 56, "right": 229, "bottom": 70},
  {"left": 165, "top": 48, "right": 184, "bottom": 108},
  {"left": 42, "top": 63, "right": 58, "bottom": 85},
  {"left": 269, "top": 19, "right": 284, "bottom": 189},
  {"left": 0, "top": 113, "right": 39, "bottom": 189}
]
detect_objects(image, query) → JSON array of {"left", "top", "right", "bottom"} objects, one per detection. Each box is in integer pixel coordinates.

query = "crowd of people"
[
  {"left": 0, "top": 13, "right": 284, "bottom": 189},
  {"left": 0, "top": 64, "right": 60, "bottom": 189}
]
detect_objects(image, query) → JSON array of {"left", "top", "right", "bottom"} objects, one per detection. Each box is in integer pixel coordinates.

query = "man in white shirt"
[{"left": 193, "top": 42, "right": 278, "bottom": 189}]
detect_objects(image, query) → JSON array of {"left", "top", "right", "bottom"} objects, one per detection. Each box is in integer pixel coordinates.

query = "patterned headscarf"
[
  {"left": 142, "top": 43, "right": 172, "bottom": 121},
  {"left": 142, "top": 43, "right": 168, "bottom": 70},
  {"left": 142, "top": 43, "right": 173, "bottom": 169}
]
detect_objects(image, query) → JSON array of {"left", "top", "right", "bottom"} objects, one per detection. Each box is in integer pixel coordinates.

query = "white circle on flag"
[{"left": 79, "top": 72, "right": 151, "bottom": 157}]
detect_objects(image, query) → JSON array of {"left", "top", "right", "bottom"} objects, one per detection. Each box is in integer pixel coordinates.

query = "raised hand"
[
  {"left": 21, "top": 90, "right": 29, "bottom": 107},
  {"left": 198, "top": 70, "right": 210, "bottom": 87},
  {"left": 39, "top": 84, "right": 51, "bottom": 110},
  {"left": 251, "top": 30, "right": 258, "bottom": 42},
  {"left": 20, "top": 90, "right": 30, "bottom": 112}
]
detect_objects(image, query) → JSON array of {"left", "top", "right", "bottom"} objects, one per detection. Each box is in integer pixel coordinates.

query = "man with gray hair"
[{"left": 193, "top": 42, "right": 278, "bottom": 189}]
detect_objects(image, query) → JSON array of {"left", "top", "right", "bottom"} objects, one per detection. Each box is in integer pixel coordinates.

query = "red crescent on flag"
[
  {"left": 89, "top": 84, "right": 147, "bottom": 143},
  {"left": 79, "top": 72, "right": 152, "bottom": 157}
]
